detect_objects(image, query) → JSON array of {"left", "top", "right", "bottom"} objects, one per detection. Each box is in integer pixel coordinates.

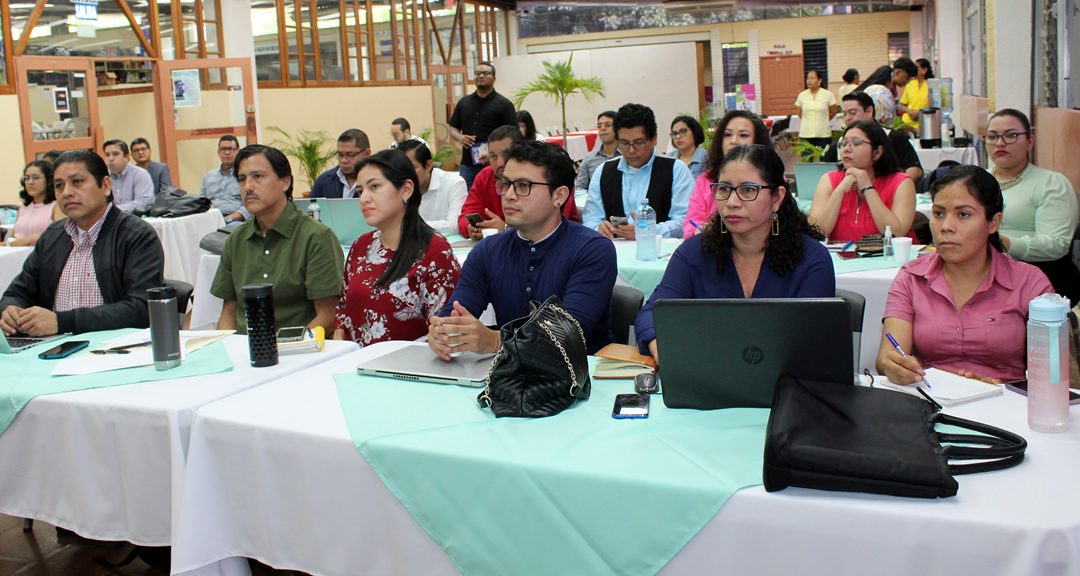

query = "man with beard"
[{"left": 309, "top": 129, "right": 372, "bottom": 199}]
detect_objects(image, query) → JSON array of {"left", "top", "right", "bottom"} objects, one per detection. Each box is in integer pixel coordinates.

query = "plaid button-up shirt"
[{"left": 55, "top": 205, "right": 110, "bottom": 312}]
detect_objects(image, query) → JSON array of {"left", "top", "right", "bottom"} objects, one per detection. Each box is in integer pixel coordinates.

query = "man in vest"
[{"left": 582, "top": 103, "right": 693, "bottom": 239}]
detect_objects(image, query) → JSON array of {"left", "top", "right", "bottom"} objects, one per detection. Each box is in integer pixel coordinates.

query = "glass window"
[
  {"left": 722, "top": 43, "right": 749, "bottom": 95},
  {"left": 1, "top": 14, "right": 8, "bottom": 87},
  {"left": 888, "top": 32, "right": 910, "bottom": 63},
  {"left": 252, "top": 0, "right": 282, "bottom": 82},
  {"left": 24, "top": 0, "right": 149, "bottom": 58},
  {"left": 802, "top": 38, "right": 829, "bottom": 87}
]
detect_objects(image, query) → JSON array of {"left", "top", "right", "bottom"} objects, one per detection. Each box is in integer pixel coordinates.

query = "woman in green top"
[{"left": 987, "top": 108, "right": 1080, "bottom": 305}]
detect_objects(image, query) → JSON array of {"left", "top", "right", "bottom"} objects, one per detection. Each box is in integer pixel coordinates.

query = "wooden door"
[{"left": 759, "top": 55, "right": 804, "bottom": 116}]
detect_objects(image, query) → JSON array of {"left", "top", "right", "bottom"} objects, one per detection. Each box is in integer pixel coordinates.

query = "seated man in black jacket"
[{"left": 0, "top": 150, "right": 164, "bottom": 337}]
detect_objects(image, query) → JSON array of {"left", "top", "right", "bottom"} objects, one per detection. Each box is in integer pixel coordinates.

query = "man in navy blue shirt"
[
  {"left": 428, "top": 140, "right": 617, "bottom": 358},
  {"left": 309, "top": 129, "right": 371, "bottom": 199}
]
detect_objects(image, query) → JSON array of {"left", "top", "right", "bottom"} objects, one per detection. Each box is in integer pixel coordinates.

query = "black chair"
[
  {"left": 610, "top": 285, "right": 645, "bottom": 345},
  {"left": 836, "top": 289, "right": 867, "bottom": 373},
  {"left": 165, "top": 279, "right": 194, "bottom": 324}
]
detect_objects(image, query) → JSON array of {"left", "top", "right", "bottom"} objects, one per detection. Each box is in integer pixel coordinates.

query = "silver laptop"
[
  {"left": 654, "top": 298, "right": 852, "bottom": 410},
  {"left": 0, "top": 331, "right": 63, "bottom": 354},
  {"left": 292, "top": 198, "right": 375, "bottom": 247},
  {"left": 356, "top": 343, "right": 494, "bottom": 387}
]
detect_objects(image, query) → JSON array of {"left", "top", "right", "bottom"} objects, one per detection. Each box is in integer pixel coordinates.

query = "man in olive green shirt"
[{"left": 210, "top": 145, "right": 343, "bottom": 334}]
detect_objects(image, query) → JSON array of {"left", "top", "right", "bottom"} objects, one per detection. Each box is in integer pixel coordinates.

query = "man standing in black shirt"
[
  {"left": 826, "top": 91, "right": 923, "bottom": 183},
  {"left": 449, "top": 61, "right": 517, "bottom": 190}
]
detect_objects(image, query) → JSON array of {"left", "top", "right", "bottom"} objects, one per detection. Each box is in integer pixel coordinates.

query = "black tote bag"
[{"left": 764, "top": 373, "right": 1027, "bottom": 499}]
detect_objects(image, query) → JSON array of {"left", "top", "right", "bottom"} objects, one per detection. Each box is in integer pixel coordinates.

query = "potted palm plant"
[
  {"left": 511, "top": 53, "right": 605, "bottom": 147},
  {"left": 267, "top": 126, "right": 336, "bottom": 195}
]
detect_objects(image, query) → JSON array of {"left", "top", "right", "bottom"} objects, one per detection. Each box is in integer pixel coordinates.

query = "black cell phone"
[
  {"left": 612, "top": 393, "right": 650, "bottom": 419},
  {"left": 38, "top": 340, "right": 90, "bottom": 359},
  {"left": 464, "top": 213, "right": 484, "bottom": 226},
  {"left": 1003, "top": 380, "right": 1080, "bottom": 404},
  {"left": 609, "top": 216, "right": 629, "bottom": 227}
]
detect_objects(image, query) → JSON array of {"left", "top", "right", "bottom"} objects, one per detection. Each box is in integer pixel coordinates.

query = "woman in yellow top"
[
  {"left": 898, "top": 58, "right": 934, "bottom": 130},
  {"left": 794, "top": 70, "right": 837, "bottom": 152}
]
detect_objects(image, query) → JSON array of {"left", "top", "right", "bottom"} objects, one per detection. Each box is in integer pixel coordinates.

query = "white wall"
[
  {"left": 494, "top": 43, "right": 699, "bottom": 150},
  {"left": 993, "top": 0, "right": 1033, "bottom": 113},
  {"left": 936, "top": 0, "right": 964, "bottom": 93}
]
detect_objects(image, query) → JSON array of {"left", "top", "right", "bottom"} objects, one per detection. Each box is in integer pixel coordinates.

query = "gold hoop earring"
[
  {"left": 771, "top": 212, "right": 779, "bottom": 236},
  {"left": 719, "top": 218, "right": 728, "bottom": 233}
]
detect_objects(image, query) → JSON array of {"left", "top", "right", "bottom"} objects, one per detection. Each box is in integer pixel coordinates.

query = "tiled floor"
[{"left": 0, "top": 514, "right": 304, "bottom": 576}]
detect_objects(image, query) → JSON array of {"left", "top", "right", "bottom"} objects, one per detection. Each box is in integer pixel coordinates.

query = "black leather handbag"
[
  {"left": 764, "top": 373, "right": 1027, "bottom": 499},
  {"left": 133, "top": 186, "right": 211, "bottom": 218},
  {"left": 477, "top": 295, "right": 591, "bottom": 418}
]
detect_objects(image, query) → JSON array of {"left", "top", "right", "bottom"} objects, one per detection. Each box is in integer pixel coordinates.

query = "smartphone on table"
[
  {"left": 38, "top": 340, "right": 90, "bottom": 359},
  {"left": 612, "top": 393, "right": 650, "bottom": 419},
  {"left": 276, "top": 326, "right": 309, "bottom": 343},
  {"left": 1004, "top": 380, "right": 1080, "bottom": 405}
]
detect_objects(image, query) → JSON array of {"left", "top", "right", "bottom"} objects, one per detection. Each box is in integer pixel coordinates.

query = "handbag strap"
[
  {"left": 930, "top": 412, "right": 1028, "bottom": 475},
  {"left": 535, "top": 312, "right": 580, "bottom": 396}
]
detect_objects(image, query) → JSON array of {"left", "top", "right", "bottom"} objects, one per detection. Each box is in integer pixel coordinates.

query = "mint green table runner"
[
  {"left": 615, "top": 239, "right": 683, "bottom": 299},
  {"left": 336, "top": 364, "right": 768, "bottom": 576},
  {"left": 831, "top": 251, "right": 911, "bottom": 274},
  {"left": 0, "top": 329, "right": 233, "bottom": 436}
]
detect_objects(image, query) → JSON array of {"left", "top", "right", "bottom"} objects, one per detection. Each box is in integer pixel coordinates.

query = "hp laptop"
[
  {"left": 793, "top": 162, "right": 836, "bottom": 202},
  {"left": 654, "top": 299, "right": 852, "bottom": 410},
  {"left": 0, "top": 331, "right": 63, "bottom": 355},
  {"left": 356, "top": 343, "right": 494, "bottom": 388}
]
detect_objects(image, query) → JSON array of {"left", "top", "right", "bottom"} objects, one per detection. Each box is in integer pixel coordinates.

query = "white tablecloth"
[
  {"left": 545, "top": 134, "right": 589, "bottom": 162},
  {"left": 914, "top": 145, "right": 979, "bottom": 170},
  {"left": 0, "top": 336, "right": 358, "bottom": 547},
  {"left": 144, "top": 210, "right": 225, "bottom": 286},
  {"left": 0, "top": 246, "right": 33, "bottom": 295},
  {"left": 835, "top": 265, "right": 902, "bottom": 373},
  {"left": 172, "top": 340, "right": 1080, "bottom": 576}
]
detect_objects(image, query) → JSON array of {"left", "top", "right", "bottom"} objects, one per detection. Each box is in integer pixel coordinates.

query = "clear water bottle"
[
  {"left": 883, "top": 225, "right": 895, "bottom": 261},
  {"left": 1027, "top": 294, "right": 1070, "bottom": 433},
  {"left": 635, "top": 200, "right": 657, "bottom": 262},
  {"left": 307, "top": 199, "right": 321, "bottom": 222}
]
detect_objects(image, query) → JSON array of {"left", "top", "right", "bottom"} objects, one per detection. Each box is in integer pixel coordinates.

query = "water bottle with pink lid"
[{"left": 1027, "top": 293, "right": 1070, "bottom": 432}]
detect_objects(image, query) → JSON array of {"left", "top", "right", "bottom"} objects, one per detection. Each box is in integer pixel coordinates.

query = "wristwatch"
[{"left": 223, "top": 215, "right": 233, "bottom": 224}]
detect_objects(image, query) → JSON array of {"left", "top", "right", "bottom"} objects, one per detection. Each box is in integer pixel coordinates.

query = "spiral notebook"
[{"left": 875, "top": 368, "right": 1003, "bottom": 407}]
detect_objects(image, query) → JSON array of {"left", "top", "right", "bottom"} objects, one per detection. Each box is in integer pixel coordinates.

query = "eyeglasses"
[
  {"left": 22, "top": 174, "right": 43, "bottom": 182},
  {"left": 336, "top": 150, "right": 366, "bottom": 160},
  {"left": 985, "top": 132, "right": 1029, "bottom": 144},
  {"left": 474, "top": 70, "right": 493, "bottom": 76},
  {"left": 495, "top": 177, "right": 551, "bottom": 197},
  {"left": 838, "top": 138, "right": 869, "bottom": 149},
  {"left": 218, "top": 147, "right": 238, "bottom": 153},
  {"left": 617, "top": 139, "right": 650, "bottom": 151},
  {"left": 670, "top": 128, "right": 689, "bottom": 140},
  {"left": 710, "top": 183, "right": 774, "bottom": 202},
  {"left": 131, "top": 147, "right": 149, "bottom": 154}
]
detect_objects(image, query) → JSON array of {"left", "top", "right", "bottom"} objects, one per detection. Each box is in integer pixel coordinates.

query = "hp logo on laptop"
[{"left": 741, "top": 346, "right": 764, "bottom": 365}]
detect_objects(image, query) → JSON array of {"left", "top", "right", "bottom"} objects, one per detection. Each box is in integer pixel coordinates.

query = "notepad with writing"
[
  {"left": 594, "top": 344, "right": 657, "bottom": 379},
  {"left": 877, "top": 367, "right": 1003, "bottom": 407}
]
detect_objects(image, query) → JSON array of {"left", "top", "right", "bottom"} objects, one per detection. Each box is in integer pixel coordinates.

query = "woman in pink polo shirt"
[
  {"left": 682, "top": 111, "right": 772, "bottom": 237},
  {"left": 876, "top": 165, "right": 1054, "bottom": 384}
]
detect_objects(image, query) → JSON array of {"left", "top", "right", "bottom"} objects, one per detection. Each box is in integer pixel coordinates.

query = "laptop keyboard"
[{"left": 8, "top": 337, "right": 44, "bottom": 348}]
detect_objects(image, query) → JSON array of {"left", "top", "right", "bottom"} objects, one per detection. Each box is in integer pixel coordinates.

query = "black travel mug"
[
  {"left": 242, "top": 283, "right": 278, "bottom": 367},
  {"left": 147, "top": 286, "right": 182, "bottom": 371}
]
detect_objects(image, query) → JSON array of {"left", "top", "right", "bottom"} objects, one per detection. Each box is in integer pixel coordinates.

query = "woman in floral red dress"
[{"left": 333, "top": 149, "right": 460, "bottom": 346}]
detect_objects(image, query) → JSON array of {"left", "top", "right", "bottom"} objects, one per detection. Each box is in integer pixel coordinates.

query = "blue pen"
[
  {"left": 841, "top": 240, "right": 855, "bottom": 252},
  {"left": 688, "top": 219, "right": 703, "bottom": 232},
  {"left": 885, "top": 333, "right": 931, "bottom": 389}
]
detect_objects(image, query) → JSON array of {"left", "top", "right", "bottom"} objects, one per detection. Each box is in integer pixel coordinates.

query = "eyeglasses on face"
[
  {"left": 495, "top": 177, "right": 551, "bottom": 197},
  {"left": 131, "top": 146, "right": 149, "bottom": 154},
  {"left": 838, "top": 137, "right": 869, "bottom": 149},
  {"left": 218, "top": 147, "right": 238, "bottom": 153},
  {"left": 475, "top": 70, "right": 493, "bottom": 77},
  {"left": 710, "top": 183, "right": 774, "bottom": 202},
  {"left": 617, "top": 139, "right": 650, "bottom": 151},
  {"left": 985, "top": 132, "right": 1029, "bottom": 145},
  {"left": 336, "top": 150, "right": 366, "bottom": 161},
  {"left": 670, "top": 128, "right": 689, "bottom": 139},
  {"left": 23, "top": 174, "right": 43, "bottom": 182}
]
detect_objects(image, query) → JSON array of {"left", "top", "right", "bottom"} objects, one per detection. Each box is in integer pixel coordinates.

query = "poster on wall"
[
  {"left": 171, "top": 69, "right": 202, "bottom": 109},
  {"left": 53, "top": 88, "right": 70, "bottom": 114}
]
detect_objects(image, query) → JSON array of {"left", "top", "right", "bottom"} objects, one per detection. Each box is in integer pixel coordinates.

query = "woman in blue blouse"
[
  {"left": 668, "top": 115, "right": 708, "bottom": 179},
  {"left": 636, "top": 144, "right": 835, "bottom": 360}
]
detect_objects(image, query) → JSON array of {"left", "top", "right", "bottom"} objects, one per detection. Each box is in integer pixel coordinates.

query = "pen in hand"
[
  {"left": 688, "top": 219, "right": 703, "bottom": 232},
  {"left": 885, "top": 333, "right": 931, "bottom": 389}
]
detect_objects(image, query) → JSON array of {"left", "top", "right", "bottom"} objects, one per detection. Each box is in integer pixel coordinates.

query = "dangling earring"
[
  {"left": 719, "top": 218, "right": 728, "bottom": 234},
  {"left": 771, "top": 212, "right": 779, "bottom": 236}
]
